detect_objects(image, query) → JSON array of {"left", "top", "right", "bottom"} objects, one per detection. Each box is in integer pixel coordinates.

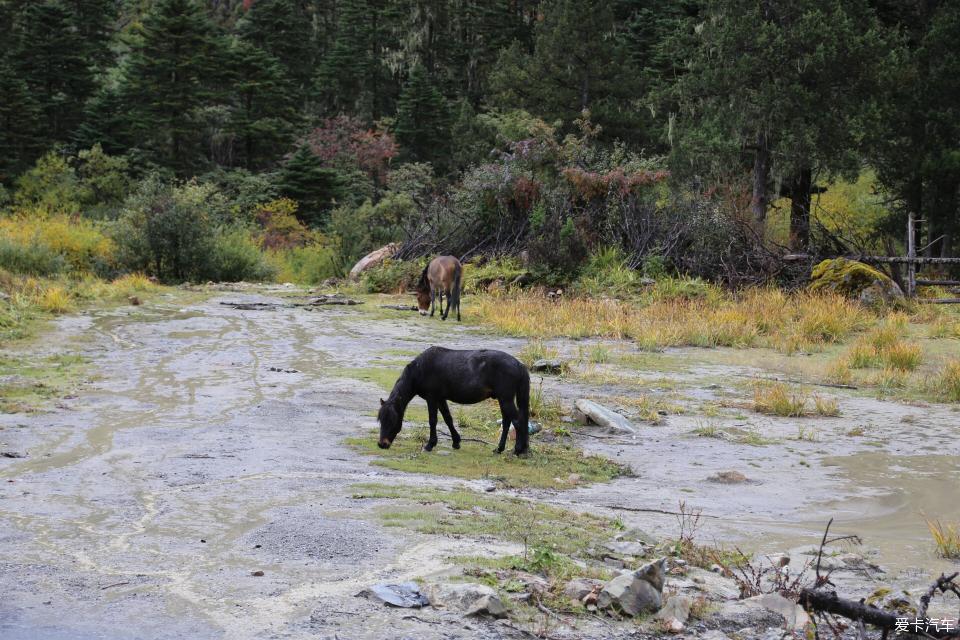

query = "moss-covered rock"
[{"left": 809, "top": 258, "right": 903, "bottom": 305}]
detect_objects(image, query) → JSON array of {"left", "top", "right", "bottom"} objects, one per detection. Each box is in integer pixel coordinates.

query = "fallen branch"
[
  {"left": 799, "top": 588, "right": 960, "bottom": 639},
  {"left": 734, "top": 373, "right": 857, "bottom": 390},
  {"left": 596, "top": 504, "right": 720, "bottom": 519}
]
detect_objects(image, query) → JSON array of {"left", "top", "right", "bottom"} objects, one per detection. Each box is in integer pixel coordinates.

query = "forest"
[{"left": 0, "top": 0, "right": 958, "bottom": 288}]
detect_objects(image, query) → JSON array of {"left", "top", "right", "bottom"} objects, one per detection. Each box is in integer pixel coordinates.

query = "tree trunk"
[
  {"left": 788, "top": 167, "right": 812, "bottom": 252},
  {"left": 750, "top": 132, "right": 770, "bottom": 228}
]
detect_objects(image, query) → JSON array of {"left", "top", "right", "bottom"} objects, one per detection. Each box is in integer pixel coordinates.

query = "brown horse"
[{"left": 416, "top": 256, "right": 462, "bottom": 321}]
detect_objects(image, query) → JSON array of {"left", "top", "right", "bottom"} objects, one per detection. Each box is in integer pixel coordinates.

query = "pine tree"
[
  {"left": 236, "top": 0, "right": 315, "bottom": 99},
  {"left": 276, "top": 145, "right": 345, "bottom": 226},
  {"left": 490, "top": 0, "right": 646, "bottom": 143},
  {"left": 394, "top": 66, "right": 452, "bottom": 169},
  {"left": 119, "top": 0, "right": 228, "bottom": 175},
  {"left": 0, "top": 56, "right": 44, "bottom": 184},
  {"left": 10, "top": 1, "right": 100, "bottom": 147},
  {"left": 663, "top": 0, "right": 887, "bottom": 249},
  {"left": 227, "top": 39, "right": 300, "bottom": 169}
]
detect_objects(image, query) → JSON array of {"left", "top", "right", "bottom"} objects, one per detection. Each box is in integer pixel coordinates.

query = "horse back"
[{"left": 427, "top": 256, "right": 462, "bottom": 291}]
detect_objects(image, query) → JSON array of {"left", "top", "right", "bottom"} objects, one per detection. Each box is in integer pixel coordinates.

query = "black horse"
[{"left": 377, "top": 347, "right": 530, "bottom": 455}]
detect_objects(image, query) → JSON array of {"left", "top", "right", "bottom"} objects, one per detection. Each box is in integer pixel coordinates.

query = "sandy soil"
[{"left": 1, "top": 287, "right": 958, "bottom": 639}]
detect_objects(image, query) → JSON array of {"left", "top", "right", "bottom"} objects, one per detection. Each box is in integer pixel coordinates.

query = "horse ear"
[{"left": 380, "top": 398, "right": 385, "bottom": 406}]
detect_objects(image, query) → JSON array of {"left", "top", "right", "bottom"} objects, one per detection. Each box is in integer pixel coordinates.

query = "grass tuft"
[
  {"left": 926, "top": 517, "right": 960, "bottom": 559},
  {"left": 752, "top": 382, "right": 807, "bottom": 417}
]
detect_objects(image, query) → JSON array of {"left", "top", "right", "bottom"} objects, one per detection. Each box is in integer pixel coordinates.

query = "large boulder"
[
  {"left": 573, "top": 399, "right": 636, "bottom": 434},
  {"left": 809, "top": 258, "right": 904, "bottom": 306},
  {"left": 348, "top": 242, "right": 401, "bottom": 280}
]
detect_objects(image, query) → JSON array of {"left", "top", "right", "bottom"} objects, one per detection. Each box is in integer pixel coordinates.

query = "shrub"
[
  {"left": 362, "top": 259, "right": 422, "bottom": 293},
  {"left": 255, "top": 198, "right": 315, "bottom": 249},
  {"left": 329, "top": 193, "right": 416, "bottom": 265},
  {"left": 267, "top": 244, "right": 342, "bottom": 285},
  {"left": 210, "top": 227, "right": 275, "bottom": 282},
  {"left": 36, "top": 286, "right": 74, "bottom": 314},
  {"left": 0, "top": 212, "right": 115, "bottom": 275},
  {"left": 0, "top": 238, "right": 66, "bottom": 276},
  {"left": 113, "top": 178, "right": 228, "bottom": 282}
]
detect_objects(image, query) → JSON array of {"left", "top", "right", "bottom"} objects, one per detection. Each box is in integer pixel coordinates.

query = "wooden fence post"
[{"left": 907, "top": 212, "right": 916, "bottom": 297}]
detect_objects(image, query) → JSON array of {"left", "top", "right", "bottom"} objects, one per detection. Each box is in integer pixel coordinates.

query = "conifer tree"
[
  {"left": 0, "top": 57, "right": 44, "bottom": 183},
  {"left": 236, "top": 0, "right": 315, "bottom": 99},
  {"left": 395, "top": 66, "right": 451, "bottom": 169},
  {"left": 227, "top": 39, "right": 300, "bottom": 169},
  {"left": 276, "top": 146, "right": 345, "bottom": 226},
  {"left": 119, "top": 0, "right": 228, "bottom": 175}
]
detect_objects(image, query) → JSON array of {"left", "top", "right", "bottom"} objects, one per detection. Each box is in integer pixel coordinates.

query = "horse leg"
[
  {"left": 439, "top": 400, "right": 460, "bottom": 449},
  {"left": 430, "top": 289, "right": 437, "bottom": 317},
  {"left": 424, "top": 400, "right": 439, "bottom": 451},
  {"left": 440, "top": 289, "right": 448, "bottom": 320},
  {"left": 494, "top": 397, "right": 518, "bottom": 454}
]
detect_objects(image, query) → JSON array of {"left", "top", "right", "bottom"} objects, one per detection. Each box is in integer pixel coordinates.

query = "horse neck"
[{"left": 387, "top": 370, "right": 415, "bottom": 414}]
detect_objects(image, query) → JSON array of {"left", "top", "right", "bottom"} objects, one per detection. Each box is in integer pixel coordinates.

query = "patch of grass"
[
  {"left": 613, "top": 394, "right": 683, "bottom": 424},
  {"left": 581, "top": 343, "right": 611, "bottom": 364},
  {"left": 517, "top": 339, "right": 557, "bottom": 368},
  {"left": 825, "top": 358, "right": 853, "bottom": 386},
  {"left": 752, "top": 382, "right": 807, "bottom": 417},
  {"left": 872, "top": 367, "right": 907, "bottom": 393},
  {"left": 691, "top": 421, "right": 723, "bottom": 438},
  {"left": 0, "top": 353, "right": 86, "bottom": 413},
  {"left": 352, "top": 483, "right": 617, "bottom": 557},
  {"left": 929, "top": 359, "right": 960, "bottom": 402},
  {"left": 471, "top": 288, "right": 871, "bottom": 353},
  {"left": 737, "top": 428, "right": 779, "bottom": 446},
  {"left": 36, "top": 285, "right": 74, "bottom": 314},
  {"left": 882, "top": 341, "right": 922, "bottom": 371},
  {"left": 328, "top": 366, "right": 399, "bottom": 392},
  {"left": 813, "top": 395, "right": 840, "bottom": 417},
  {"left": 794, "top": 426, "right": 820, "bottom": 441},
  {"left": 925, "top": 517, "right": 960, "bottom": 559},
  {"left": 347, "top": 424, "right": 627, "bottom": 489}
]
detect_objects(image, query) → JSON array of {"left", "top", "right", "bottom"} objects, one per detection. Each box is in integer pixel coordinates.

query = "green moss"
[{"left": 809, "top": 257, "right": 893, "bottom": 297}]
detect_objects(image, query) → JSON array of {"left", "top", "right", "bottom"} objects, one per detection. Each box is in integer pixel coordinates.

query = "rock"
[
  {"left": 809, "top": 258, "right": 904, "bottom": 306},
  {"left": 605, "top": 540, "right": 648, "bottom": 557},
  {"left": 426, "top": 583, "right": 507, "bottom": 618},
  {"left": 1, "top": 451, "right": 26, "bottom": 459},
  {"left": 597, "top": 572, "right": 662, "bottom": 617},
  {"left": 250, "top": 570, "right": 264, "bottom": 577},
  {"left": 655, "top": 594, "right": 693, "bottom": 625},
  {"left": 564, "top": 578, "right": 603, "bottom": 602},
  {"left": 708, "top": 470, "right": 751, "bottom": 484},
  {"left": 128, "top": 296, "right": 141, "bottom": 306},
  {"left": 573, "top": 399, "right": 636, "bottom": 434},
  {"left": 348, "top": 242, "right": 400, "bottom": 280},
  {"left": 682, "top": 567, "right": 741, "bottom": 601},
  {"left": 745, "top": 593, "right": 810, "bottom": 631},
  {"left": 662, "top": 618, "right": 685, "bottom": 633},
  {"left": 635, "top": 557, "right": 668, "bottom": 592},
  {"left": 710, "top": 598, "right": 786, "bottom": 631},
  {"left": 597, "top": 558, "right": 667, "bottom": 617},
  {"left": 531, "top": 358, "right": 565, "bottom": 374},
  {"left": 499, "top": 571, "right": 549, "bottom": 595},
  {"left": 363, "top": 581, "right": 430, "bottom": 608}
]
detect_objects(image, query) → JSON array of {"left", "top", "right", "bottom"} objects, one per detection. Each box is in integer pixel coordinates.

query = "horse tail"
[
  {"left": 516, "top": 366, "right": 530, "bottom": 428},
  {"left": 452, "top": 262, "right": 463, "bottom": 317}
]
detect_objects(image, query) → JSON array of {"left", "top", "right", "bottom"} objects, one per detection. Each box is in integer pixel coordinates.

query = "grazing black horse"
[{"left": 377, "top": 347, "right": 531, "bottom": 455}]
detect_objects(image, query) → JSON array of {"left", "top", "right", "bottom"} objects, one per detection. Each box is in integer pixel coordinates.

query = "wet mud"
[{"left": 1, "top": 289, "right": 957, "bottom": 638}]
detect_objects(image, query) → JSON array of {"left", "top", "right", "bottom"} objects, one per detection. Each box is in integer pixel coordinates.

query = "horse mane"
[
  {"left": 416, "top": 264, "right": 429, "bottom": 292},
  {"left": 387, "top": 362, "right": 416, "bottom": 405}
]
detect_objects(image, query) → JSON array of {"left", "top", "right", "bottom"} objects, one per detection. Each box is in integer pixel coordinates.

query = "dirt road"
[{"left": 1, "top": 288, "right": 958, "bottom": 639}]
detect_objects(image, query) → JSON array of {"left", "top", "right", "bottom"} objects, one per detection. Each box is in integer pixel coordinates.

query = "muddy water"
[{"left": 1, "top": 290, "right": 958, "bottom": 639}]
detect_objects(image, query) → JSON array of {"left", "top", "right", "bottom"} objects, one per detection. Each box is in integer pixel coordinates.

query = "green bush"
[
  {"left": 210, "top": 227, "right": 275, "bottom": 282},
  {"left": 329, "top": 193, "right": 416, "bottom": 265},
  {"left": 362, "top": 259, "right": 422, "bottom": 293},
  {"left": 0, "top": 238, "right": 66, "bottom": 276},
  {"left": 113, "top": 177, "right": 230, "bottom": 282},
  {"left": 267, "top": 244, "right": 342, "bottom": 285}
]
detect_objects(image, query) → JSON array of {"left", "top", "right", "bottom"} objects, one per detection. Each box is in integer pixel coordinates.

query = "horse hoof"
[
  {"left": 493, "top": 447, "right": 503, "bottom": 455},
  {"left": 452, "top": 440, "right": 461, "bottom": 450},
  {"left": 424, "top": 443, "right": 436, "bottom": 452},
  {"left": 514, "top": 449, "right": 529, "bottom": 457}
]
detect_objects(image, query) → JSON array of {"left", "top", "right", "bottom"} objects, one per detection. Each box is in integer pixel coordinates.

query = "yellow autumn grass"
[
  {"left": 926, "top": 517, "right": 960, "bottom": 559},
  {"left": 472, "top": 288, "right": 872, "bottom": 352}
]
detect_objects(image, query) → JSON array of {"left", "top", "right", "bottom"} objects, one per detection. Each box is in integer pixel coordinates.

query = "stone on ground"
[
  {"left": 425, "top": 582, "right": 508, "bottom": 618},
  {"left": 597, "top": 557, "right": 667, "bottom": 616},
  {"left": 809, "top": 257, "right": 903, "bottom": 306},
  {"left": 573, "top": 399, "right": 636, "bottom": 434}
]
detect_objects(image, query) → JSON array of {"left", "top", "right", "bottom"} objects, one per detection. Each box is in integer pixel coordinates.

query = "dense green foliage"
[{"left": 0, "top": 0, "right": 958, "bottom": 284}]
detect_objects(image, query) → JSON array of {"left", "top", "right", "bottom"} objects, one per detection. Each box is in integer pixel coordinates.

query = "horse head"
[{"left": 377, "top": 397, "right": 402, "bottom": 448}]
